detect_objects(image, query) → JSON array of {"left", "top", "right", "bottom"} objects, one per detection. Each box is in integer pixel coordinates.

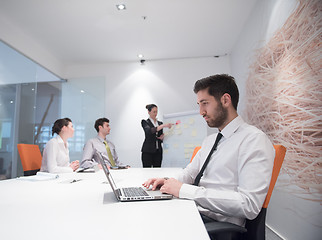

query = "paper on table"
[{"left": 17, "top": 172, "right": 59, "bottom": 181}]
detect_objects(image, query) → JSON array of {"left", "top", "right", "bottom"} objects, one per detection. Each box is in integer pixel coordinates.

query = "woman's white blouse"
[{"left": 40, "top": 135, "right": 73, "bottom": 173}]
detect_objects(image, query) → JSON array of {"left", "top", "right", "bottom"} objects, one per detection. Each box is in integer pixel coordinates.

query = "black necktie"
[{"left": 193, "top": 133, "right": 223, "bottom": 186}]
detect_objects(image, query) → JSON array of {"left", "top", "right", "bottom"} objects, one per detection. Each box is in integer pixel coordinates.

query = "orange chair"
[
  {"left": 17, "top": 144, "right": 42, "bottom": 176},
  {"left": 205, "top": 145, "right": 287, "bottom": 240},
  {"left": 190, "top": 146, "right": 201, "bottom": 163}
]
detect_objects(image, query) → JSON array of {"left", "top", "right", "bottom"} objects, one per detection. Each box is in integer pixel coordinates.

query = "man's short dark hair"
[
  {"left": 94, "top": 118, "right": 109, "bottom": 132},
  {"left": 193, "top": 74, "right": 239, "bottom": 110}
]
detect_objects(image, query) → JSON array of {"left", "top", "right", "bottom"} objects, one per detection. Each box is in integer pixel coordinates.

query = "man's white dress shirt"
[{"left": 178, "top": 116, "right": 275, "bottom": 226}]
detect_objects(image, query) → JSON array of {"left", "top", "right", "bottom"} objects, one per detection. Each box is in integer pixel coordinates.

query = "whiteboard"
[{"left": 162, "top": 111, "right": 207, "bottom": 168}]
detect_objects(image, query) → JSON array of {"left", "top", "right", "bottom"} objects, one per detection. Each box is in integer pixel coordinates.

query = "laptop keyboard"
[{"left": 122, "top": 187, "right": 149, "bottom": 197}]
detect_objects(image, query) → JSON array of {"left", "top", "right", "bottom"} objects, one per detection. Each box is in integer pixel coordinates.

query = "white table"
[{"left": 0, "top": 168, "right": 210, "bottom": 240}]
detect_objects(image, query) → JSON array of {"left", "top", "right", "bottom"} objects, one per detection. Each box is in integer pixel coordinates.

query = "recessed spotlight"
[
  {"left": 116, "top": 4, "right": 126, "bottom": 10},
  {"left": 80, "top": 90, "right": 85, "bottom": 93},
  {"left": 137, "top": 54, "right": 144, "bottom": 59},
  {"left": 10, "top": 100, "right": 13, "bottom": 104}
]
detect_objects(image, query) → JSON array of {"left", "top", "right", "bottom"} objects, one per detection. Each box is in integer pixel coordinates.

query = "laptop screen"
[{"left": 95, "top": 151, "right": 118, "bottom": 192}]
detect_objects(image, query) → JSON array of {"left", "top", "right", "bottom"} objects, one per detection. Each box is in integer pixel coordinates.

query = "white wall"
[
  {"left": 0, "top": 15, "right": 63, "bottom": 78},
  {"left": 64, "top": 56, "right": 231, "bottom": 167},
  {"left": 230, "top": 0, "right": 321, "bottom": 239}
]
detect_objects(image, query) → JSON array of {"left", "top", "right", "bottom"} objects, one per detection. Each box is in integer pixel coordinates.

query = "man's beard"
[{"left": 205, "top": 103, "right": 227, "bottom": 128}]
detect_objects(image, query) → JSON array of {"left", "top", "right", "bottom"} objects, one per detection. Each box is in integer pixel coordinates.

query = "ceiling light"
[
  {"left": 116, "top": 4, "right": 126, "bottom": 10},
  {"left": 80, "top": 90, "right": 85, "bottom": 93},
  {"left": 137, "top": 54, "right": 144, "bottom": 59}
]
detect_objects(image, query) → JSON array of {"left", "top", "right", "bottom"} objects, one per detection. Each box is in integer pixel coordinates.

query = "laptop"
[{"left": 96, "top": 152, "right": 173, "bottom": 202}]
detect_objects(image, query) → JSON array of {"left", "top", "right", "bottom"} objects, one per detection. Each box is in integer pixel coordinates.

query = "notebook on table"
[{"left": 96, "top": 152, "right": 173, "bottom": 202}]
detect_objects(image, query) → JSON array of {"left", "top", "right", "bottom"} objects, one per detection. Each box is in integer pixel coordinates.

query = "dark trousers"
[
  {"left": 200, "top": 213, "right": 242, "bottom": 240},
  {"left": 141, "top": 150, "right": 162, "bottom": 168}
]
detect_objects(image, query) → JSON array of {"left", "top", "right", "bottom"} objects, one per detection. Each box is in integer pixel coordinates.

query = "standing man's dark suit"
[{"left": 141, "top": 119, "right": 164, "bottom": 167}]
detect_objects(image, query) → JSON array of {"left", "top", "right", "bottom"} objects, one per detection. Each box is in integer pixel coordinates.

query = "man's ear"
[{"left": 221, "top": 93, "right": 231, "bottom": 107}]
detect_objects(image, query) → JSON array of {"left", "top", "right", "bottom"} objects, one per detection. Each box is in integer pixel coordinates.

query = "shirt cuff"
[
  {"left": 179, "top": 183, "right": 199, "bottom": 199},
  {"left": 80, "top": 160, "right": 96, "bottom": 169}
]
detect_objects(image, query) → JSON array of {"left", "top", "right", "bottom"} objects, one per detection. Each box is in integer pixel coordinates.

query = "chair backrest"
[
  {"left": 17, "top": 144, "right": 42, "bottom": 176},
  {"left": 190, "top": 146, "right": 201, "bottom": 163},
  {"left": 262, "top": 145, "right": 286, "bottom": 208},
  {"left": 245, "top": 144, "right": 286, "bottom": 240}
]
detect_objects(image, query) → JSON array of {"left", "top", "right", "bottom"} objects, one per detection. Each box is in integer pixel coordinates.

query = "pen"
[{"left": 70, "top": 179, "right": 82, "bottom": 183}]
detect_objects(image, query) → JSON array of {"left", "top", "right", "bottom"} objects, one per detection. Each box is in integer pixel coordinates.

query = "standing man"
[
  {"left": 80, "top": 118, "right": 126, "bottom": 169},
  {"left": 143, "top": 74, "right": 274, "bottom": 228}
]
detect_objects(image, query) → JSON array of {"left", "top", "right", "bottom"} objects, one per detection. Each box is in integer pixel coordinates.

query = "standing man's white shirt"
[
  {"left": 178, "top": 116, "right": 275, "bottom": 226},
  {"left": 41, "top": 135, "right": 73, "bottom": 173}
]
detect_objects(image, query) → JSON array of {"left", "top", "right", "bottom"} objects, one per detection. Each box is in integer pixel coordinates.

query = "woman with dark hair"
[
  {"left": 40, "top": 118, "right": 79, "bottom": 173},
  {"left": 141, "top": 104, "right": 173, "bottom": 168}
]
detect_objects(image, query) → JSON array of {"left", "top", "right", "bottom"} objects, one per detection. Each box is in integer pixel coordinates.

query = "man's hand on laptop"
[
  {"left": 143, "top": 178, "right": 183, "bottom": 197},
  {"left": 143, "top": 178, "right": 166, "bottom": 191},
  {"left": 160, "top": 178, "right": 182, "bottom": 198}
]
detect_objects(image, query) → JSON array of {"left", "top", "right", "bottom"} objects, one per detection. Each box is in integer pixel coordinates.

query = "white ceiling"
[{"left": 0, "top": 0, "right": 258, "bottom": 65}]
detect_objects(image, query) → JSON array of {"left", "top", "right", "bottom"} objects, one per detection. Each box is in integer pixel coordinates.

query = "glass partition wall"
[
  {"left": 0, "top": 40, "right": 105, "bottom": 180},
  {"left": 0, "top": 84, "right": 18, "bottom": 179},
  {"left": 0, "top": 40, "right": 61, "bottom": 179}
]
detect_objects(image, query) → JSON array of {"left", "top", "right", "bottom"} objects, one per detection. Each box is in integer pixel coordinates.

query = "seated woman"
[{"left": 40, "top": 118, "right": 79, "bottom": 173}]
